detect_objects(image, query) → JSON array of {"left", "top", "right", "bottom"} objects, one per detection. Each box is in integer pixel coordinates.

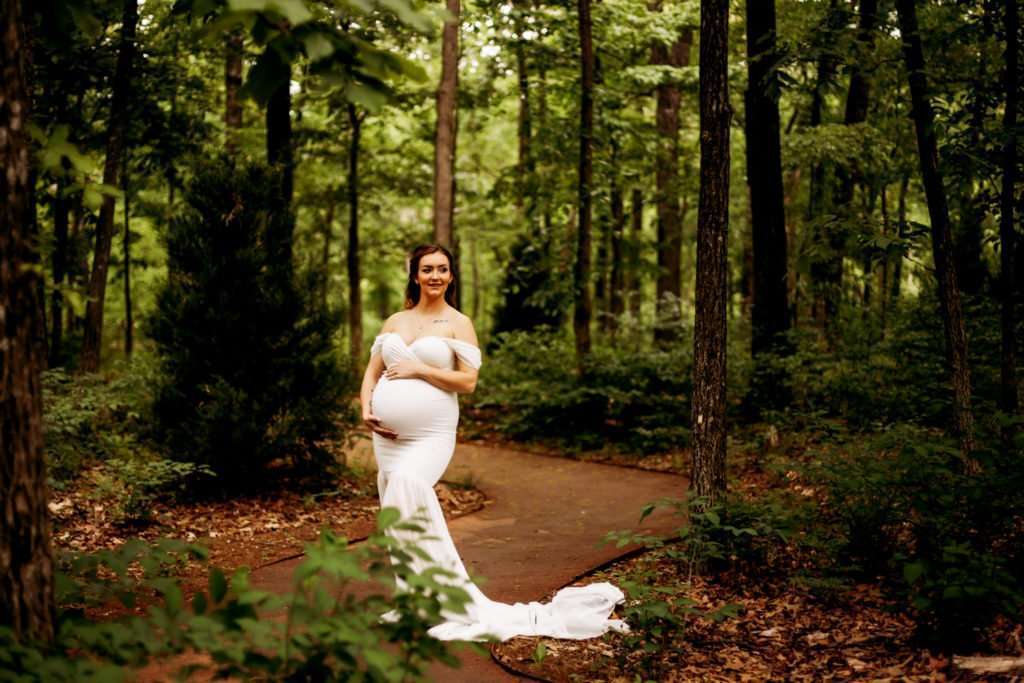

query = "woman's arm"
[
  {"left": 360, "top": 317, "right": 399, "bottom": 439},
  {"left": 384, "top": 314, "right": 480, "bottom": 394}
]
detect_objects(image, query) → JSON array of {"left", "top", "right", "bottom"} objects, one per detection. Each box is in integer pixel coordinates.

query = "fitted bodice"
[{"left": 370, "top": 333, "right": 483, "bottom": 371}]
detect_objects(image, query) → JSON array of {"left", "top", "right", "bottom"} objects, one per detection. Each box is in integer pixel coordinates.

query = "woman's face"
[{"left": 415, "top": 251, "right": 453, "bottom": 299}]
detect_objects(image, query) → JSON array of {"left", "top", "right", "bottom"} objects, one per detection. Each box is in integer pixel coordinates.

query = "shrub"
[{"left": 147, "top": 157, "right": 353, "bottom": 486}]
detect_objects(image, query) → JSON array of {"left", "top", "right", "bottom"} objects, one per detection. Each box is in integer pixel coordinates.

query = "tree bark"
[
  {"left": 266, "top": 70, "right": 293, "bottom": 204},
  {"left": 49, "top": 169, "right": 69, "bottom": 366},
  {"left": 745, "top": 0, "right": 789, "bottom": 358},
  {"left": 225, "top": 30, "right": 244, "bottom": 151},
  {"left": 80, "top": 0, "right": 138, "bottom": 373},
  {"left": 896, "top": 0, "right": 976, "bottom": 454},
  {"left": 574, "top": 0, "right": 594, "bottom": 367},
  {"left": 626, "top": 188, "right": 643, "bottom": 317},
  {"left": 347, "top": 104, "right": 364, "bottom": 368},
  {"left": 691, "top": 0, "right": 731, "bottom": 505},
  {"left": 0, "top": 0, "right": 55, "bottom": 642},
  {"left": 609, "top": 151, "right": 625, "bottom": 330},
  {"left": 434, "top": 0, "right": 460, "bottom": 247},
  {"left": 651, "top": 20, "right": 692, "bottom": 344},
  {"left": 122, "top": 153, "right": 132, "bottom": 357},
  {"left": 999, "top": 0, "right": 1018, "bottom": 416}
]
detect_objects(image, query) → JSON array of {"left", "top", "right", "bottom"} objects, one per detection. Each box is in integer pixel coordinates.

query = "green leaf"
[
  {"left": 903, "top": 562, "right": 925, "bottom": 585},
  {"left": 228, "top": 0, "right": 313, "bottom": 25},
  {"left": 209, "top": 568, "right": 228, "bottom": 603}
]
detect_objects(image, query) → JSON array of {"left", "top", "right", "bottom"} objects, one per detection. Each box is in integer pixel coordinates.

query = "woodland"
[{"left": 1, "top": 0, "right": 1023, "bottom": 679}]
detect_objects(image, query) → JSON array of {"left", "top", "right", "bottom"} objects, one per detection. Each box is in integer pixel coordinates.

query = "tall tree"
[
  {"left": 745, "top": 0, "right": 789, "bottom": 358},
  {"left": 122, "top": 153, "right": 133, "bottom": 356},
  {"left": 574, "top": 0, "right": 594, "bottom": 367},
  {"left": 347, "top": 103, "right": 364, "bottom": 369},
  {"left": 651, "top": 19, "right": 692, "bottom": 344},
  {"left": 691, "top": 0, "right": 731, "bottom": 504},
  {"left": 626, "top": 188, "right": 643, "bottom": 317},
  {"left": 999, "top": 0, "right": 1018, "bottom": 416},
  {"left": 895, "top": 0, "right": 976, "bottom": 454},
  {"left": 266, "top": 71, "right": 293, "bottom": 204},
  {"left": 1, "top": 0, "right": 55, "bottom": 641},
  {"left": 80, "top": 0, "right": 138, "bottom": 372},
  {"left": 434, "top": 0, "right": 460, "bottom": 306}
]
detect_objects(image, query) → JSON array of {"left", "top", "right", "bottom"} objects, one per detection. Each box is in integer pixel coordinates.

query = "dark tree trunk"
[
  {"left": 81, "top": 0, "right": 137, "bottom": 373},
  {"left": 807, "top": 0, "right": 843, "bottom": 337},
  {"left": 626, "top": 188, "right": 643, "bottom": 317},
  {"left": 595, "top": 209, "right": 610, "bottom": 329},
  {"left": 225, "top": 30, "right": 243, "bottom": 151},
  {"left": 49, "top": 169, "right": 69, "bottom": 366},
  {"left": 122, "top": 153, "right": 132, "bottom": 357},
  {"left": 896, "top": 0, "right": 976, "bottom": 454},
  {"left": 999, "top": 0, "right": 1018, "bottom": 416},
  {"left": 609, "top": 153, "right": 626, "bottom": 330},
  {"left": 834, "top": 0, "right": 877, "bottom": 206},
  {"left": 514, "top": 1, "right": 534, "bottom": 219},
  {"left": 574, "top": 0, "right": 594, "bottom": 367},
  {"left": 434, "top": 0, "right": 459, "bottom": 248},
  {"left": 745, "top": 0, "right": 790, "bottom": 358},
  {"left": 0, "top": 0, "right": 55, "bottom": 641},
  {"left": 266, "top": 71, "right": 293, "bottom": 204},
  {"left": 651, "top": 21, "right": 692, "bottom": 344},
  {"left": 891, "top": 173, "right": 910, "bottom": 304},
  {"left": 347, "top": 104, "right": 363, "bottom": 368},
  {"left": 692, "top": 0, "right": 731, "bottom": 505}
]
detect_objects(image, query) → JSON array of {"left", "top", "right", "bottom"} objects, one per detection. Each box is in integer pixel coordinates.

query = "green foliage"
[
  {"left": 42, "top": 361, "right": 157, "bottom": 485},
  {"left": 88, "top": 458, "right": 215, "bottom": 523},
  {"left": 1, "top": 511, "right": 471, "bottom": 681},
  {"left": 801, "top": 422, "right": 1024, "bottom": 648},
  {"left": 471, "top": 328, "right": 693, "bottom": 454},
  {"left": 147, "top": 157, "right": 354, "bottom": 486}
]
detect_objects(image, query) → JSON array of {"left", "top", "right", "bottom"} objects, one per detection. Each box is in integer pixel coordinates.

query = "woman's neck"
[{"left": 414, "top": 296, "right": 449, "bottom": 316}]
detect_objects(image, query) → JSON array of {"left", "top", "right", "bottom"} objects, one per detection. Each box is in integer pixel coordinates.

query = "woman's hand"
[
  {"left": 383, "top": 359, "right": 427, "bottom": 381},
  {"left": 363, "top": 412, "right": 398, "bottom": 440}
]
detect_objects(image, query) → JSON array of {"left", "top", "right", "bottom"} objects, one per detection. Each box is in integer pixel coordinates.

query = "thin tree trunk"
[
  {"left": 574, "top": 0, "right": 594, "bottom": 367},
  {"left": 626, "top": 188, "right": 643, "bottom": 317},
  {"left": 999, "top": 0, "right": 1019, "bottom": 416},
  {"left": 746, "top": 0, "right": 790, "bottom": 361},
  {"left": 692, "top": 0, "right": 731, "bottom": 504},
  {"left": 434, "top": 0, "right": 460, "bottom": 249},
  {"left": 49, "top": 169, "right": 69, "bottom": 366},
  {"left": 514, "top": 1, "right": 534, "bottom": 219},
  {"left": 652, "top": 21, "right": 692, "bottom": 344},
  {"left": 225, "top": 30, "right": 243, "bottom": 151},
  {"left": 322, "top": 196, "right": 335, "bottom": 307},
  {"left": 266, "top": 70, "right": 293, "bottom": 205},
  {"left": 122, "top": 152, "right": 132, "bottom": 356},
  {"left": 896, "top": 0, "right": 976, "bottom": 454},
  {"left": 0, "top": 0, "right": 55, "bottom": 641},
  {"left": 347, "top": 104, "right": 363, "bottom": 367},
  {"left": 81, "top": 0, "right": 137, "bottom": 373},
  {"left": 609, "top": 150, "right": 625, "bottom": 331}
]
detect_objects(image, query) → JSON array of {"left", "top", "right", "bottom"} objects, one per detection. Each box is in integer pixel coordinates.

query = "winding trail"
[{"left": 252, "top": 441, "right": 687, "bottom": 682}]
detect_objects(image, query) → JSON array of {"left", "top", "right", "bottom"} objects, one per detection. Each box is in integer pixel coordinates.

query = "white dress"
[{"left": 369, "top": 332, "right": 629, "bottom": 642}]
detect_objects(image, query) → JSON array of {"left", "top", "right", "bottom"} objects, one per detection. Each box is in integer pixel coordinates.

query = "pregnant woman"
[{"left": 359, "top": 244, "right": 628, "bottom": 642}]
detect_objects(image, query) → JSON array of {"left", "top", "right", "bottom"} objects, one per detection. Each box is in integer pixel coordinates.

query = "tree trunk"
[
  {"left": 807, "top": 0, "right": 843, "bottom": 337},
  {"left": 266, "top": 70, "right": 293, "bottom": 204},
  {"left": 225, "top": 30, "right": 244, "bottom": 151},
  {"left": 347, "top": 104, "right": 363, "bottom": 368},
  {"left": 514, "top": 1, "right": 534, "bottom": 220},
  {"left": 122, "top": 153, "right": 132, "bottom": 357},
  {"left": 80, "top": 0, "right": 137, "bottom": 373},
  {"left": 692, "top": 0, "right": 731, "bottom": 505},
  {"left": 609, "top": 154, "right": 625, "bottom": 330},
  {"left": 999, "top": 0, "right": 1018, "bottom": 416},
  {"left": 434, "top": 0, "right": 459, "bottom": 248},
  {"left": 891, "top": 173, "right": 909, "bottom": 304},
  {"left": 574, "top": 0, "right": 594, "bottom": 368},
  {"left": 49, "top": 169, "right": 69, "bottom": 366},
  {"left": 896, "top": 0, "right": 976, "bottom": 454},
  {"left": 0, "top": 0, "right": 55, "bottom": 641},
  {"left": 745, "top": 0, "right": 790, "bottom": 359},
  {"left": 651, "top": 21, "right": 692, "bottom": 344},
  {"left": 322, "top": 196, "right": 335, "bottom": 307},
  {"left": 626, "top": 188, "right": 643, "bottom": 317}
]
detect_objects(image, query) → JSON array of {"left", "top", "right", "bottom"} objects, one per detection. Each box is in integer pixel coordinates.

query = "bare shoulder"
[
  {"left": 380, "top": 311, "right": 408, "bottom": 334},
  {"left": 450, "top": 310, "right": 479, "bottom": 347}
]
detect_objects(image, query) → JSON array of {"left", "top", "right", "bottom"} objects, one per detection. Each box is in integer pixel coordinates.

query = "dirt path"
[{"left": 252, "top": 441, "right": 687, "bottom": 682}]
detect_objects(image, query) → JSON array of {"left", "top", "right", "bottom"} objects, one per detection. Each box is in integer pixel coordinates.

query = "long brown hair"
[{"left": 405, "top": 244, "right": 457, "bottom": 308}]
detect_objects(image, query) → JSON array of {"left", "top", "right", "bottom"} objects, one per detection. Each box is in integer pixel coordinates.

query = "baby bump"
[{"left": 371, "top": 377, "right": 459, "bottom": 438}]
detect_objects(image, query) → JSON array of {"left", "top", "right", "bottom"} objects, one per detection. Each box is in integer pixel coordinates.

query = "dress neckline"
[{"left": 382, "top": 331, "right": 480, "bottom": 351}]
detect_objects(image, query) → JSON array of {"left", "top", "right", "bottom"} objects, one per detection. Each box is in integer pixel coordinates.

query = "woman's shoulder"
[{"left": 380, "top": 310, "right": 409, "bottom": 332}]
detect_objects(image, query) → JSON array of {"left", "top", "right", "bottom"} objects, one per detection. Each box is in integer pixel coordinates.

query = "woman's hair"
[{"left": 405, "top": 244, "right": 457, "bottom": 308}]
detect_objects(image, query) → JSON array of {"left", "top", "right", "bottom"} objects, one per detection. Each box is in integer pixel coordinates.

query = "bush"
[
  {"left": 147, "top": 157, "right": 353, "bottom": 486},
  {"left": 803, "top": 423, "right": 1024, "bottom": 648},
  {"left": 0, "top": 510, "right": 473, "bottom": 682}
]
